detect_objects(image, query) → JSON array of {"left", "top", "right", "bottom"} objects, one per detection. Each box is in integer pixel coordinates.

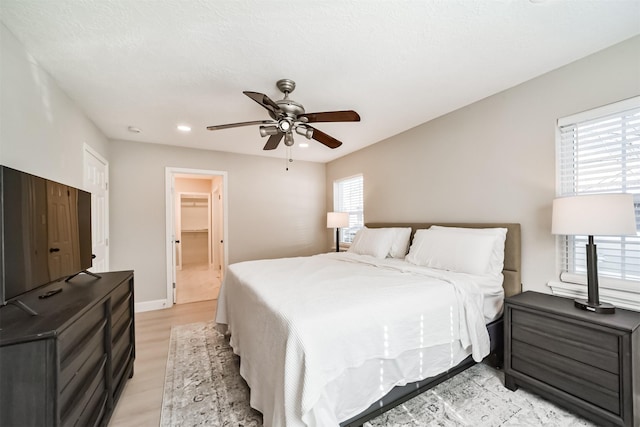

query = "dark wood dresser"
[
  {"left": 0, "top": 270, "right": 135, "bottom": 427},
  {"left": 504, "top": 291, "right": 640, "bottom": 427}
]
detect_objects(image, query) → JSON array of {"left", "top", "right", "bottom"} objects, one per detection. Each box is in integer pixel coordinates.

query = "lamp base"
[{"left": 574, "top": 299, "right": 615, "bottom": 314}]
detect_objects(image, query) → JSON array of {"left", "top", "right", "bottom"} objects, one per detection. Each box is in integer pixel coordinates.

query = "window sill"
[
  {"left": 333, "top": 243, "right": 351, "bottom": 251},
  {"left": 547, "top": 280, "right": 640, "bottom": 312}
]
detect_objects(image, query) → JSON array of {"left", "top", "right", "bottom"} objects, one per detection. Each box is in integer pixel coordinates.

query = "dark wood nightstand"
[{"left": 504, "top": 291, "right": 640, "bottom": 427}]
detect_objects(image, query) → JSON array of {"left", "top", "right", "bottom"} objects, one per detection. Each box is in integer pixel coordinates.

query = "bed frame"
[{"left": 340, "top": 222, "right": 522, "bottom": 427}]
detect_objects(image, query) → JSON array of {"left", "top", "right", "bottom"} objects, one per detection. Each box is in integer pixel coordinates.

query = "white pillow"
[
  {"left": 348, "top": 227, "right": 395, "bottom": 259},
  {"left": 387, "top": 227, "right": 412, "bottom": 258},
  {"left": 429, "top": 226, "right": 507, "bottom": 277},
  {"left": 405, "top": 229, "right": 497, "bottom": 275}
]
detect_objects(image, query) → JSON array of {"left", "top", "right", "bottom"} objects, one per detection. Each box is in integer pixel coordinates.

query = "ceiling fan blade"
[
  {"left": 299, "top": 110, "right": 360, "bottom": 123},
  {"left": 309, "top": 126, "right": 342, "bottom": 149},
  {"left": 206, "top": 119, "right": 275, "bottom": 131},
  {"left": 244, "top": 91, "right": 282, "bottom": 119},
  {"left": 263, "top": 133, "right": 284, "bottom": 150}
]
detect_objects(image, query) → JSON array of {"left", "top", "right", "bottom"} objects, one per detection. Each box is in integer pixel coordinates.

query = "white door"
[{"left": 83, "top": 145, "right": 109, "bottom": 273}]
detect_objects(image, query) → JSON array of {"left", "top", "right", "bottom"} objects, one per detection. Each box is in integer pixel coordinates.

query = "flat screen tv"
[{"left": 0, "top": 165, "right": 93, "bottom": 311}]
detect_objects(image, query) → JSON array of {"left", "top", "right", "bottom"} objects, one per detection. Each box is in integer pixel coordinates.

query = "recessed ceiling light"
[
  {"left": 127, "top": 126, "right": 142, "bottom": 133},
  {"left": 299, "top": 142, "right": 309, "bottom": 148},
  {"left": 177, "top": 124, "right": 192, "bottom": 132}
]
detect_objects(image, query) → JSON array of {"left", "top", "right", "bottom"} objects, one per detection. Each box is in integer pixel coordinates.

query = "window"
[
  {"left": 557, "top": 96, "right": 640, "bottom": 286},
  {"left": 334, "top": 174, "right": 363, "bottom": 244}
]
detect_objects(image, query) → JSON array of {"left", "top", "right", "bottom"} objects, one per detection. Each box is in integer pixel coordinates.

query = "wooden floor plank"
[{"left": 108, "top": 299, "right": 217, "bottom": 427}]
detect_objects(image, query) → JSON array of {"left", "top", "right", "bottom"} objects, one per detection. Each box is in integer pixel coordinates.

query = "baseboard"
[{"left": 135, "top": 299, "right": 172, "bottom": 313}]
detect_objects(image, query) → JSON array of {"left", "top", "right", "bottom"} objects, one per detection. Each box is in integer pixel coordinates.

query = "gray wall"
[
  {"left": 327, "top": 35, "right": 640, "bottom": 294},
  {"left": 0, "top": 23, "right": 109, "bottom": 186},
  {"left": 109, "top": 140, "right": 326, "bottom": 303}
]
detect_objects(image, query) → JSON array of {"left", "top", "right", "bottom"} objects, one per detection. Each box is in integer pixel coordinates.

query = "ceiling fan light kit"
[
  {"left": 259, "top": 126, "right": 279, "bottom": 137},
  {"left": 207, "top": 79, "right": 360, "bottom": 159},
  {"left": 295, "top": 126, "right": 313, "bottom": 139},
  {"left": 284, "top": 132, "right": 294, "bottom": 147}
]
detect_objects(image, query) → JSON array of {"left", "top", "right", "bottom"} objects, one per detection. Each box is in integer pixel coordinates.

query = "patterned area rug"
[
  {"left": 160, "top": 321, "right": 262, "bottom": 426},
  {"left": 161, "top": 321, "right": 595, "bottom": 427}
]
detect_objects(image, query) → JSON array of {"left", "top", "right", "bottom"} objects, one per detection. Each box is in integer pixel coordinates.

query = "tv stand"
[
  {"left": 0, "top": 271, "right": 135, "bottom": 427},
  {"left": 7, "top": 299, "right": 38, "bottom": 316},
  {"left": 65, "top": 269, "right": 102, "bottom": 281}
]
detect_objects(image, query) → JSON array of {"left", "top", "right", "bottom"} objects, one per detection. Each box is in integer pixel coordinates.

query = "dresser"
[
  {"left": 504, "top": 291, "right": 640, "bottom": 427},
  {"left": 0, "top": 271, "right": 135, "bottom": 427}
]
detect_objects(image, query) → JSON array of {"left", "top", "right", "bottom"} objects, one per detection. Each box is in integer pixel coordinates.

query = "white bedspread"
[{"left": 215, "top": 252, "right": 492, "bottom": 427}]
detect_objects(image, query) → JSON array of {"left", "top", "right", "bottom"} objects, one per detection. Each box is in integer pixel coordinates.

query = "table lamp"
[
  {"left": 327, "top": 212, "right": 349, "bottom": 252},
  {"left": 552, "top": 193, "right": 636, "bottom": 314}
]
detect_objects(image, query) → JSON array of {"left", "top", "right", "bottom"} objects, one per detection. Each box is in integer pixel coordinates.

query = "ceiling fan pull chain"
[{"left": 285, "top": 145, "right": 293, "bottom": 171}]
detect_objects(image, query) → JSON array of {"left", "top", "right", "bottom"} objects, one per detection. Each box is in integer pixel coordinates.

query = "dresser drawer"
[
  {"left": 60, "top": 354, "right": 107, "bottom": 427},
  {"left": 112, "top": 292, "right": 132, "bottom": 334},
  {"left": 112, "top": 329, "right": 132, "bottom": 374},
  {"left": 113, "top": 345, "right": 134, "bottom": 395},
  {"left": 59, "top": 318, "right": 107, "bottom": 395},
  {"left": 75, "top": 379, "right": 108, "bottom": 427},
  {"left": 111, "top": 279, "right": 132, "bottom": 312},
  {"left": 58, "top": 302, "right": 106, "bottom": 364}
]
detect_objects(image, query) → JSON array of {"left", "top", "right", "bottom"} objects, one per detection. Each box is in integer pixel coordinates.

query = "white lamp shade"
[
  {"left": 327, "top": 212, "right": 349, "bottom": 228},
  {"left": 552, "top": 193, "right": 637, "bottom": 236}
]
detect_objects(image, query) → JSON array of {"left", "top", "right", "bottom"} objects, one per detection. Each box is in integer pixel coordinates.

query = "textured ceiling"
[{"left": 1, "top": 0, "right": 639, "bottom": 163}]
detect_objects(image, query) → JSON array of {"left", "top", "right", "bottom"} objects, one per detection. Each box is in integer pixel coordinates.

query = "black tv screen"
[{"left": 0, "top": 166, "right": 92, "bottom": 305}]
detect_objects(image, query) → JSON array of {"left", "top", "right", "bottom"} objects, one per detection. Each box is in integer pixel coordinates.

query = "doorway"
[{"left": 165, "top": 168, "right": 227, "bottom": 306}]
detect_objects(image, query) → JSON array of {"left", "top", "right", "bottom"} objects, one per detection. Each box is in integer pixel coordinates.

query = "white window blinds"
[
  {"left": 557, "top": 97, "right": 640, "bottom": 284},
  {"left": 334, "top": 175, "right": 363, "bottom": 243}
]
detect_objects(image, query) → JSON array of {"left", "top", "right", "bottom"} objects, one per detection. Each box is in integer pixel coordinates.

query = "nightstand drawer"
[
  {"left": 511, "top": 309, "right": 619, "bottom": 372},
  {"left": 512, "top": 340, "right": 620, "bottom": 414}
]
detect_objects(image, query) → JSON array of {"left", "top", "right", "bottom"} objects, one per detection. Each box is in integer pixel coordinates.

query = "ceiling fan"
[{"left": 206, "top": 79, "right": 360, "bottom": 151}]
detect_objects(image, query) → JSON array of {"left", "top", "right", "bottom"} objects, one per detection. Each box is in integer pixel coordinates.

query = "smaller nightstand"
[{"left": 504, "top": 291, "right": 640, "bottom": 427}]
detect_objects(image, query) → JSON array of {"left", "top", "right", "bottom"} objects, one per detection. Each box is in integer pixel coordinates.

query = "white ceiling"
[{"left": 1, "top": 1, "right": 639, "bottom": 163}]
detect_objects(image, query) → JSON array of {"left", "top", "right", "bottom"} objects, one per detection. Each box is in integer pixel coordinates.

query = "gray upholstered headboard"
[{"left": 366, "top": 223, "right": 522, "bottom": 297}]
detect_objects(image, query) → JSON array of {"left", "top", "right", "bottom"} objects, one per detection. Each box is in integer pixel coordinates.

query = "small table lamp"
[
  {"left": 327, "top": 212, "right": 349, "bottom": 252},
  {"left": 552, "top": 193, "right": 637, "bottom": 314}
]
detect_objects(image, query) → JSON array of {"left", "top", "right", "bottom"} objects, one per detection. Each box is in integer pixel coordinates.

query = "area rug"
[{"left": 160, "top": 321, "right": 595, "bottom": 427}]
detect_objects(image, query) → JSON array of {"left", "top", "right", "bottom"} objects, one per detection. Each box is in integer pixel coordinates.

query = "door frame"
[
  {"left": 83, "top": 143, "right": 109, "bottom": 272},
  {"left": 165, "top": 167, "right": 228, "bottom": 306}
]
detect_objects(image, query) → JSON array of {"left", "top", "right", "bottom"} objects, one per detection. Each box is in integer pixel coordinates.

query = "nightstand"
[{"left": 504, "top": 291, "right": 640, "bottom": 427}]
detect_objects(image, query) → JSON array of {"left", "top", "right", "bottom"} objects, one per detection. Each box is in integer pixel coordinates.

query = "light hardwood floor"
[
  {"left": 108, "top": 299, "right": 217, "bottom": 427},
  {"left": 175, "top": 262, "right": 221, "bottom": 304}
]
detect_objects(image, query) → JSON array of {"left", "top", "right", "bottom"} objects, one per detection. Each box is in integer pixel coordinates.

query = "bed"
[{"left": 215, "top": 222, "right": 521, "bottom": 427}]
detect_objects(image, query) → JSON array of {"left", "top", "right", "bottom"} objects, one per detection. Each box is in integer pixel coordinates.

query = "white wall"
[
  {"left": 0, "top": 23, "right": 109, "bottom": 187},
  {"left": 108, "top": 139, "right": 326, "bottom": 303},
  {"left": 327, "top": 35, "right": 640, "bottom": 295}
]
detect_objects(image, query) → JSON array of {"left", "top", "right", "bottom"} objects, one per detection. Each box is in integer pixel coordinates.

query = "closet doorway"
[{"left": 166, "top": 169, "right": 227, "bottom": 305}]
